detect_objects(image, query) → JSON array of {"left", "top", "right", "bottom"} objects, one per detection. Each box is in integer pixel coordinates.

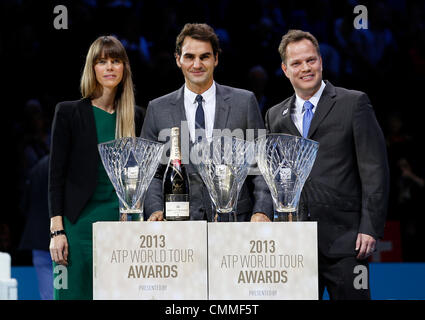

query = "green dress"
[{"left": 54, "top": 106, "right": 119, "bottom": 300}]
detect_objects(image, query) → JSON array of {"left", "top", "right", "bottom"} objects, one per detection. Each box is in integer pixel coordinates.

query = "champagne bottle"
[{"left": 163, "top": 127, "right": 190, "bottom": 220}]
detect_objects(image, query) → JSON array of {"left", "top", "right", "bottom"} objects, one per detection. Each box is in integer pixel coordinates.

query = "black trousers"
[{"left": 318, "top": 253, "right": 371, "bottom": 300}]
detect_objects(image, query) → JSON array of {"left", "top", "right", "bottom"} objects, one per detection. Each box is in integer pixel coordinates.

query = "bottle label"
[{"left": 165, "top": 201, "right": 190, "bottom": 217}]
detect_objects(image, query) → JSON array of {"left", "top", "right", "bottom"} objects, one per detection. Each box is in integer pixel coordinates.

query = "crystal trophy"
[
  {"left": 98, "top": 137, "right": 164, "bottom": 221},
  {"left": 193, "top": 136, "right": 254, "bottom": 222},
  {"left": 256, "top": 134, "right": 319, "bottom": 221}
]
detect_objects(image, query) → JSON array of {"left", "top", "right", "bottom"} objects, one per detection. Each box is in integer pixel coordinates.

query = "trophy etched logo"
[
  {"left": 256, "top": 134, "right": 319, "bottom": 221},
  {"left": 193, "top": 136, "right": 254, "bottom": 222},
  {"left": 98, "top": 137, "right": 164, "bottom": 221}
]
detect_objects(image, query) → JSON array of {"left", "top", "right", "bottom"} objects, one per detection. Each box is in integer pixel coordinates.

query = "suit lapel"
[
  {"left": 307, "top": 81, "right": 337, "bottom": 139},
  {"left": 79, "top": 98, "right": 98, "bottom": 143},
  {"left": 213, "top": 83, "right": 230, "bottom": 130},
  {"left": 170, "top": 85, "right": 192, "bottom": 147},
  {"left": 280, "top": 95, "right": 301, "bottom": 136},
  {"left": 170, "top": 85, "right": 187, "bottom": 125},
  {"left": 79, "top": 98, "right": 99, "bottom": 161},
  {"left": 172, "top": 85, "right": 195, "bottom": 173}
]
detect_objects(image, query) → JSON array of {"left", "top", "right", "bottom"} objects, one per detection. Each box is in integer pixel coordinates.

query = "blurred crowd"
[{"left": 1, "top": 0, "right": 425, "bottom": 264}]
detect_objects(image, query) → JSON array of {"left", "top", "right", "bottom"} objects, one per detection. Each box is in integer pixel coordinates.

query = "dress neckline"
[{"left": 92, "top": 105, "right": 116, "bottom": 115}]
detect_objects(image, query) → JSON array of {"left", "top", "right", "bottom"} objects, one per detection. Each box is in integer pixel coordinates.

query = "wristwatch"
[{"left": 50, "top": 230, "right": 66, "bottom": 238}]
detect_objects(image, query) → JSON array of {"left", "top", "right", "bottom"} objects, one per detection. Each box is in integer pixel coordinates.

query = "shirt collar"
[
  {"left": 184, "top": 81, "right": 216, "bottom": 105},
  {"left": 294, "top": 80, "right": 326, "bottom": 113}
]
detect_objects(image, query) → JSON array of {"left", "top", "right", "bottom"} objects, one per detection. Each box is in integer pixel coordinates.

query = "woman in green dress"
[{"left": 48, "top": 36, "right": 145, "bottom": 299}]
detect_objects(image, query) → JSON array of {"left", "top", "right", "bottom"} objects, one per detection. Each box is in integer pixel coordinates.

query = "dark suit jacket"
[
  {"left": 20, "top": 155, "right": 50, "bottom": 251},
  {"left": 265, "top": 81, "right": 389, "bottom": 258},
  {"left": 48, "top": 98, "right": 145, "bottom": 224},
  {"left": 141, "top": 83, "right": 273, "bottom": 222}
]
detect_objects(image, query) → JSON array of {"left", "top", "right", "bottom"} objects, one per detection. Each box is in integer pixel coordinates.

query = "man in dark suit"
[
  {"left": 20, "top": 155, "right": 52, "bottom": 300},
  {"left": 264, "top": 30, "right": 389, "bottom": 299},
  {"left": 141, "top": 23, "right": 273, "bottom": 222}
]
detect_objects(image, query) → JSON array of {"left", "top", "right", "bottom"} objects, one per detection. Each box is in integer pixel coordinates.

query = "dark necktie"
[
  {"left": 195, "top": 94, "right": 205, "bottom": 141},
  {"left": 302, "top": 101, "right": 314, "bottom": 138}
]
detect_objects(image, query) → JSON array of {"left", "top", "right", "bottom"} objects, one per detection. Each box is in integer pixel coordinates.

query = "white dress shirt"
[
  {"left": 184, "top": 81, "right": 216, "bottom": 143},
  {"left": 291, "top": 80, "right": 326, "bottom": 136}
]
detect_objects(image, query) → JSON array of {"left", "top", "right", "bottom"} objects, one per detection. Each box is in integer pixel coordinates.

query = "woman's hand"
[
  {"left": 50, "top": 234, "right": 69, "bottom": 266},
  {"left": 49, "top": 216, "right": 68, "bottom": 265}
]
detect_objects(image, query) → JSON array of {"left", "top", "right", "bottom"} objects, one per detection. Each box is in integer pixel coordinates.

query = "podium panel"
[
  {"left": 208, "top": 222, "right": 318, "bottom": 300},
  {"left": 93, "top": 221, "right": 208, "bottom": 300},
  {"left": 0, "top": 252, "right": 17, "bottom": 300}
]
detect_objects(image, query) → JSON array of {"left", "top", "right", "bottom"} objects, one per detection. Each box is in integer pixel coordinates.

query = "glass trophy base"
[
  {"left": 274, "top": 211, "right": 298, "bottom": 222},
  {"left": 120, "top": 211, "right": 144, "bottom": 221},
  {"left": 218, "top": 207, "right": 233, "bottom": 214},
  {"left": 214, "top": 211, "right": 237, "bottom": 222}
]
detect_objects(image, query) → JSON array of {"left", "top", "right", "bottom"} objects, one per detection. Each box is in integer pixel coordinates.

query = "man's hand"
[
  {"left": 148, "top": 211, "right": 164, "bottom": 221},
  {"left": 250, "top": 212, "right": 271, "bottom": 222},
  {"left": 355, "top": 233, "right": 376, "bottom": 260}
]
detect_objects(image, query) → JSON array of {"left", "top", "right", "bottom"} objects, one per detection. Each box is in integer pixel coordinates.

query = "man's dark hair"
[
  {"left": 175, "top": 23, "right": 221, "bottom": 57},
  {"left": 278, "top": 29, "right": 321, "bottom": 64}
]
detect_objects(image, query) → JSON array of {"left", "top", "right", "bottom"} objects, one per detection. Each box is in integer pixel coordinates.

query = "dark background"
[{"left": 1, "top": 0, "right": 424, "bottom": 265}]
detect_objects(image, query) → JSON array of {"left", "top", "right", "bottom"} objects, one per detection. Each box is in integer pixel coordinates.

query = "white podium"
[
  {"left": 93, "top": 221, "right": 208, "bottom": 300},
  {"left": 0, "top": 252, "right": 17, "bottom": 300},
  {"left": 93, "top": 221, "right": 318, "bottom": 300},
  {"left": 208, "top": 222, "right": 318, "bottom": 300}
]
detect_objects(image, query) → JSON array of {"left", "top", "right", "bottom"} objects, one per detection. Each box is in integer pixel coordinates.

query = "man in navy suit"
[{"left": 265, "top": 30, "right": 389, "bottom": 299}]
